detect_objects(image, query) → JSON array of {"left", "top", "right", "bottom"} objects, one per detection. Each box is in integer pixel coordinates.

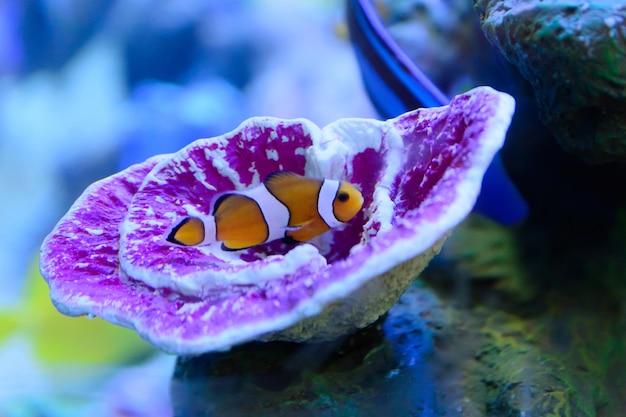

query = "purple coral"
[{"left": 40, "top": 87, "right": 514, "bottom": 355}]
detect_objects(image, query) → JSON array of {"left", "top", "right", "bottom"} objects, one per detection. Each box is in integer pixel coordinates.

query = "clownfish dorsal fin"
[
  {"left": 263, "top": 170, "right": 322, "bottom": 207},
  {"left": 263, "top": 171, "right": 303, "bottom": 190}
]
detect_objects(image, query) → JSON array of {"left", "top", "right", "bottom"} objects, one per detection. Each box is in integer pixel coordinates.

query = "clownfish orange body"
[{"left": 166, "top": 171, "right": 364, "bottom": 250}]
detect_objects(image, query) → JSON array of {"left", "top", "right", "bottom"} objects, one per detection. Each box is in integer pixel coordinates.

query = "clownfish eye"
[{"left": 337, "top": 191, "right": 350, "bottom": 202}]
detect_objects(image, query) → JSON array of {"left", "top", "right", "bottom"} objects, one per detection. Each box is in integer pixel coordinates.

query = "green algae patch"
[
  {"left": 439, "top": 214, "right": 532, "bottom": 301},
  {"left": 467, "top": 309, "right": 596, "bottom": 417}
]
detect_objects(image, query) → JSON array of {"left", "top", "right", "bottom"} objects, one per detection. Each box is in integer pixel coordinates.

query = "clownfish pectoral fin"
[
  {"left": 281, "top": 223, "right": 308, "bottom": 245},
  {"left": 284, "top": 224, "right": 305, "bottom": 232},
  {"left": 284, "top": 219, "right": 330, "bottom": 244},
  {"left": 166, "top": 217, "right": 205, "bottom": 246}
]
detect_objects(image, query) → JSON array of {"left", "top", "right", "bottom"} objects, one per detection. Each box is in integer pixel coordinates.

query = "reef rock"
[{"left": 476, "top": 0, "right": 626, "bottom": 163}]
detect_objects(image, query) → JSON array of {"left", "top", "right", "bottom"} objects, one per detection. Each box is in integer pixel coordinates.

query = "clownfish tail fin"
[{"left": 166, "top": 216, "right": 206, "bottom": 246}]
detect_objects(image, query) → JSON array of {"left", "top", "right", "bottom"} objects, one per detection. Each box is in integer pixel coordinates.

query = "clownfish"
[{"left": 166, "top": 171, "right": 364, "bottom": 250}]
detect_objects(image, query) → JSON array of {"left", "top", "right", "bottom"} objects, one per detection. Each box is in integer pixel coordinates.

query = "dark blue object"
[
  {"left": 346, "top": 0, "right": 528, "bottom": 225},
  {"left": 0, "top": 0, "right": 22, "bottom": 74},
  {"left": 18, "top": 0, "right": 111, "bottom": 74}
]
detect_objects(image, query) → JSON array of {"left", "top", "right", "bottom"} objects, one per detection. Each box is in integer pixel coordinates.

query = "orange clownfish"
[{"left": 166, "top": 171, "right": 364, "bottom": 250}]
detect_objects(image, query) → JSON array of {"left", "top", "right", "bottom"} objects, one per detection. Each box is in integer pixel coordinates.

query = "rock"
[{"left": 476, "top": 0, "right": 626, "bottom": 163}]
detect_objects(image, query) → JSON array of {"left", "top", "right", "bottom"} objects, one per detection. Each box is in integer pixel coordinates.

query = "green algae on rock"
[
  {"left": 476, "top": 0, "right": 626, "bottom": 164},
  {"left": 170, "top": 277, "right": 626, "bottom": 416},
  {"left": 170, "top": 283, "right": 447, "bottom": 417}
]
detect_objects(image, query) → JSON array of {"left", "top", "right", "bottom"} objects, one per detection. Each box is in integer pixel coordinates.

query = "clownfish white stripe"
[
  {"left": 239, "top": 184, "right": 291, "bottom": 243},
  {"left": 317, "top": 179, "right": 344, "bottom": 228},
  {"left": 197, "top": 215, "right": 217, "bottom": 245}
]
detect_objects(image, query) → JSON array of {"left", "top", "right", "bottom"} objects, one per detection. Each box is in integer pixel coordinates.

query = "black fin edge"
[
  {"left": 221, "top": 242, "right": 249, "bottom": 252},
  {"left": 281, "top": 236, "right": 301, "bottom": 245},
  {"left": 263, "top": 170, "right": 298, "bottom": 186},
  {"left": 166, "top": 217, "right": 191, "bottom": 246},
  {"left": 212, "top": 193, "right": 235, "bottom": 216}
]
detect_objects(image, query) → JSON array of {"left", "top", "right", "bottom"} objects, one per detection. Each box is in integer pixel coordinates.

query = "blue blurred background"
[
  {"left": 0, "top": 0, "right": 376, "bottom": 304},
  {"left": 0, "top": 0, "right": 377, "bottom": 415}
]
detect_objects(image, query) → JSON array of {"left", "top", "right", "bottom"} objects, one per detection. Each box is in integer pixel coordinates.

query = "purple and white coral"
[{"left": 40, "top": 87, "right": 515, "bottom": 355}]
